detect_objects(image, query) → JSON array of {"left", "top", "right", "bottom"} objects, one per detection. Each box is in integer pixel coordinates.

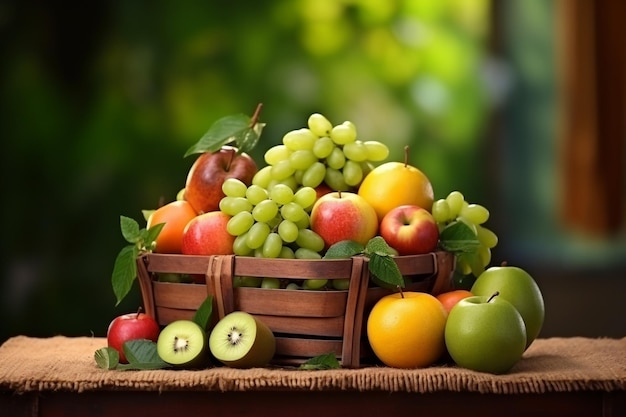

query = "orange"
[
  {"left": 367, "top": 291, "right": 447, "bottom": 368},
  {"left": 436, "top": 289, "right": 473, "bottom": 314},
  {"left": 358, "top": 161, "right": 434, "bottom": 222},
  {"left": 146, "top": 200, "right": 197, "bottom": 254}
]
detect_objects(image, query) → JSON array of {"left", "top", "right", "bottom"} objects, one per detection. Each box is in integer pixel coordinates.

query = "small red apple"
[
  {"left": 379, "top": 204, "right": 439, "bottom": 255},
  {"left": 310, "top": 191, "right": 378, "bottom": 249},
  {"left": 436, "top": 289, "right": 473, "bottom": 314},
  {"left": 184, "top": 146, "right": 257, "bottom": 214},
  {"left": 107, "top": 308, "right": 160, "bottom": 363},
  {"left": 314, "top": 183, "right": 333, "bottom": 201},
  {"left": 181, "top": 211, "right": 235, "bottom": 256}
]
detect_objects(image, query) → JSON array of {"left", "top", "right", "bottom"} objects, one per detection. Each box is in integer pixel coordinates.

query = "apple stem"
[
  {"left": 136, "top": 306, "right": 143, "bottom": 319},
  {"left": 225, "top": 147, "right": 236, "bottom": 171},
  {"left": 403, "top": 145, "right": 409, "bottom": 167},
  {"left": 337, "top": 190, "right": 342, "bottom": 199},
  {"left": 487, "top": 291, "right": 500, "bottom": 303},
  {"left": 249, "top": 102, "right": 263, "bottom": 128},
  {"left": 500, "top": 261, "right": 508, "bottom": 267}
]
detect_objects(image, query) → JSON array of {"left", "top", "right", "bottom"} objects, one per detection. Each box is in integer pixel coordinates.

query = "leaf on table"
[
  {"left": 121, "top": 339, "right": 170, "bottom": 370},
  {"left": 94, "top": 347, "right": 119, "bottom": 370},
  {"left": 299, "top": 352, "right": 341, "bottom": 370}
]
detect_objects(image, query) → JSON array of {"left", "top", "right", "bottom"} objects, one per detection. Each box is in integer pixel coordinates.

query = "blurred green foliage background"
[{"left": 1, "top": 0, "right": 624, "bottom": 344}]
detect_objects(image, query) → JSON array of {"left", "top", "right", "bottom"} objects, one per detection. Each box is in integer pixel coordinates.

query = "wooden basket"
[{"left": 136, "top": 251, "right": 455, "bottom": 368}]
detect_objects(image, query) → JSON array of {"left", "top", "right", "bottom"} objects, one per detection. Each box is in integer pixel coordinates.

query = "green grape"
[
  {"left": 342, "top": 141, "right": 368, "bottom": 162},
  {"left": 277, "top": 219, "right": 299, "bottom": 242},
  {"left": 295, "top": 213, "right": 310, "bottom": 229},
  {"left": 363, "top": 141, "right": 389, "bottom": 161},
  {"left": 233, "top": 233, "right": 253, "bottom": 256},
  {"left": 262, "top": 232, "right": 283, "bottom": 258},
  {"left": 296, "top": 228, "right": 325, "bottom": 253},
  {"left": 285, "top": 282, "right": 300, "bottom": 290},
  {"left": 456, "top": 257, "right": 472, "bottom": 275},
  {"left": 261, "top": 277, "right": 281, "bottom": 289},
  {"left": 302, "top": 279, "right": 328, "bottom": 290},
  {"left": 431, "top": 199, "right": 452, "bottom": 223},
  {"left": 267, "top": 213, "right": 282, "bottom": 230},
  {"left": 246, "top": 222, "right": 271, "bottom": 249},
  {"left": 312, "top": 136, "right": 335, "bottom": 159},
  {"left": 460, "top": 203, "right": 490, "bottom": 225},
  {"left": 301, "top": 162, "right": 326, "bottom": 188},
  {"left": 270, "top": 159, "right": 296, "bottom": 181},
  {"left": 222, "top": 178, "right": 247, "bottom": 198},
  {"left": 289, "top": 149, "right": 317, "bottom": 170},
  {"left": 227, "top": 211, "right": 254, "bottom": 236},
  {"left": 330, "top": 122, "right": 357, "bottom": 145},
  {"left": 332, "top": 279, "right": 350, "bottom": 290},
  {"left": 326, "top": 147, "right": 346, "bottom": 170},
  {"left": 252, "top": 166, "right": 273, "bottom": 188},
  {"left": 293, "top": 187, "right": 317, "bottom": 210},
  {"left": 476, "top": 225, "right": 498, "bottom": 248},
  {"left": 281, "top": 202, "right": 307, "bottom": 223},
  {"left": 446, "top": 191, "right": 465, "bottom": 218},
  {"left": 478, "top": 245, "right": 491, "bottom": 267},
  {"left": 219, "top": 196, "right": 253, "bottom": 216},
  {"left": 279, "top": 245, "right": 296, "bottom": 259},
  {"left": 293, "top": 169, "right": 304, "bottom": 184},
  {"left": 269, "top": 175, "right": 298, "bottom": 192},
  {"left": 252, "top": 199, "right": 279, "bottom": 223},
  {"left": 246, "top": 184, "right": 269, "bottom": 205},
  {"left": 269, "top": 183, "right": 294, "bottom": 205},
  {"left": 264, "top": 145, "right": 291, "bottom": 166},
  {"left": 325, "top": 167, "right": 351, "bottom": 191},
  {"left": 308, "top": 113, "right": 332, "bottom": 137},
  {"left": 283, "top": 128, "right": 316, "bottom": 151},
  {"left": 342, "top": 160, "right": 363, "bottom": 187},
  {"left": 295, "top": 247, "right": 322, "bottom": 259}
]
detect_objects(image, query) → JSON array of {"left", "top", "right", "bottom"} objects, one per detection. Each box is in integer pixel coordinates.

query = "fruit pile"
[{"left": 107, "top": 106, "right": 544, "bottom": 374}]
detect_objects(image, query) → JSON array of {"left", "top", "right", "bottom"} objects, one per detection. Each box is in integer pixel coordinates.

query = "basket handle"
[
  {"left": 340, "top": 255, "right": 371, "bottom": 368},
  {"left": 136, "top": 255, "right": 157, "bottom": 320},
  {"left": 430, "top": 251, "right": 455, "bottom": 295},
  {"left": 206, "top": 255, "right": 236, "bottom": 320}
]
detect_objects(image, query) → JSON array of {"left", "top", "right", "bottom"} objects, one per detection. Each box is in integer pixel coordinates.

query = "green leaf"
[
  {"left": 193, "top": 295, "right": 214, "bottom": 332},
  {"left": 323, "top": 240, "right": 365, "bottom": 259},
  {"left": 94, "top": 347, "right": 119, "bottom": 370},
  {"left": 238, "top": 122, "right": 266, "bottom": 155},
  {"left": 369, "top": 253, "right": 405, "bottom": 289},
  {"left": 299, "top": 352, "right": 341, "bottom": 370},
  {"left": 142, "top": 222, "right": 165, "bottom": 250},
  {"left": 112, "top": 245, "right": 139, "bottom": 306},
  {"left": 122, "top": 339, "right": 169, "bottom": 370},
  {"left": 439, "top": 221, "right": 480, "bottom": 253},
  {"left": 365, "top": 236, "right": 396, "bottom": 256},
  {"left": 120, "top": 216, "right": 142, "bottom": 244},
  {"left": 184, "top": 114, "right": 251, "bottom": 157}
]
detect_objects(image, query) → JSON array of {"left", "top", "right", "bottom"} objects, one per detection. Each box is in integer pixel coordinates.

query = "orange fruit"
[
  {"left": 436, "top": 289, "right": 473, "bottom": 314},
  {"left": 367, "top": 291, "right": 447, "bottom": 368},
  {"left": 146, "top": 200, "right": 197, "bottom": 254},
  {"left": 358, "top": 161, "right": 434, "bottom": 221}
]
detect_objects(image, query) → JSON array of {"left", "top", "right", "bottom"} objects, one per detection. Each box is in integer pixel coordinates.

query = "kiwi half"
[
  {"left": 157, "top": 320, "right": 208, "bottom": 368},
  {"left": 209, "top": 311, "right": 276, "bottom": 368}
]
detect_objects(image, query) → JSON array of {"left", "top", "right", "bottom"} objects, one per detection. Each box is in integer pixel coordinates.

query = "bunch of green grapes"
[
  {"left": 432, "top": 191, "right": 499, "bottom": 277},
  {"left": 253, "top": 113, "right": 390, "bottom": 192},
  {"left": 219, "top": 178, "right": 325, "bottom": 260}
]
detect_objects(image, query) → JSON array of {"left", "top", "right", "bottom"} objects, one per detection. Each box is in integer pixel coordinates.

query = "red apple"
[
  {"left": 310, "top": 191, "right": 378, "bottom": 249},
  {"left": 184, "top": 146, "right": 257, "bottom": 214},
  {"left": 436, "top": 289, "right": 473, "bottom": 314},
  {"left": 379, "top": 205, "right": 439, "bottom": 255},
  {"left": 314, "top": 183, "right": 333, "bottom": 201},
  {"left": 181, "top": 211, "right": 235, "bottom": 256},
  {"left": 107, "top": 308, "right": 160, "bottom": 363}
]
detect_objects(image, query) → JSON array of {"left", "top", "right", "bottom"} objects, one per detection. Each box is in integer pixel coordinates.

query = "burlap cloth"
[{"left": 0, "top": 336, "right": 624, "bottom": 394}]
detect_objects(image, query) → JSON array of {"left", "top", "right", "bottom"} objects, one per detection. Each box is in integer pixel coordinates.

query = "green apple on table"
[
  {"left": 444, "top": 292, "right": 527, "bottom": 374},
  {"left": 471, "top": 263, "right": 545, "bottom": 349}
]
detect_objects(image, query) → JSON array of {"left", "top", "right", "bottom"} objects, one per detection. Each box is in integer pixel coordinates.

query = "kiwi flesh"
[
  {"left": 157, "top": 320, "right": 208, "bottom": 368},
  {"left": 209, "top": 311, "right": 275, "bottom": 368}
]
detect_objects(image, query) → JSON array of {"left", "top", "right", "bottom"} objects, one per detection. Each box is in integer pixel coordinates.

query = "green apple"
[
  {"left": 471, "top": 264, "right": 544, "bottom": 349},
  {"left": 444, "top": 293, "right": 527, "bottom": 374}
]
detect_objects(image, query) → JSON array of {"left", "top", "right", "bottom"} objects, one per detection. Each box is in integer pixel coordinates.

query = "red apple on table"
[
  {"left": 182, "top": 211, "right": 235, "bottom": 256},
  {"left": 107, "top": 308, "right": 160, "bottom": 364},
  {"left": 379, "top": 205, "right": 439, "bottom": 255},
  {"left": 310, "top": 191, "right": 378, "bottom": 248},
  {"left": 184, "top": 146, "right": 257, "bottom": 214}
]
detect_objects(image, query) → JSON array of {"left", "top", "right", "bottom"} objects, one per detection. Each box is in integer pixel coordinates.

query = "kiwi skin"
[
  {"left": 157, "top": 320, "right": 209, "bottom": 369},
  {"left": 209, "top": 311, "right": 276, "bottom": 368}
]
